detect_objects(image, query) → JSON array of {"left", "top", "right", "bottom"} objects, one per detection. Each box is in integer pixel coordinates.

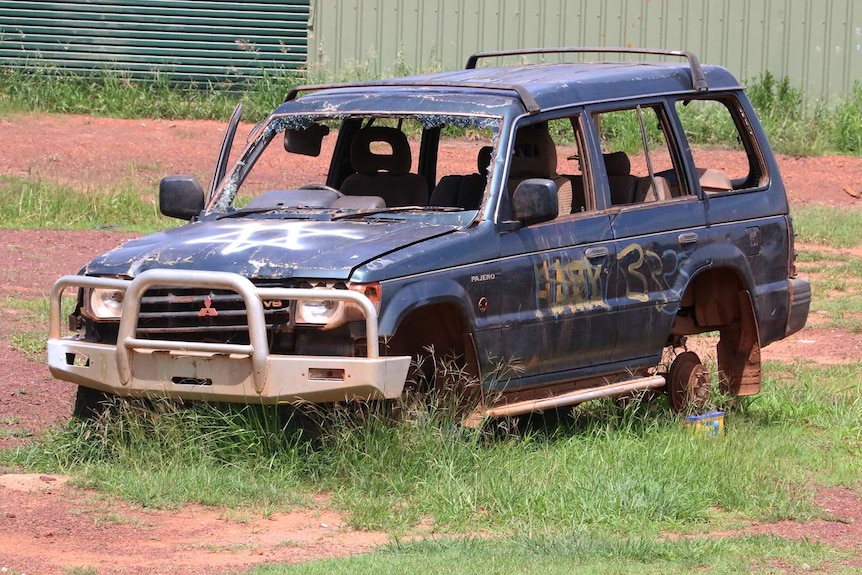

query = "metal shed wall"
[
  {"left": 308, "top": 0, "right": 862, "bottom": 99},
  {"left": 0, "top": 0, "right": 310, "bottom": 82}
]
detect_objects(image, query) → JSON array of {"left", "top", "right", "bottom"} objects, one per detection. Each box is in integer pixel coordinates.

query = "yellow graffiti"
[
  {"left": 535, "top": 255, "right": 609, "bottom": 314},
  {"left": 617, "top": 243, "right": 650, "bottom": 302},
  {"left": 617, "top": 243, "right": 681, "bottom": 309},
  {"left": 534, "top": 242, "right": 686, "bottom": 316}
]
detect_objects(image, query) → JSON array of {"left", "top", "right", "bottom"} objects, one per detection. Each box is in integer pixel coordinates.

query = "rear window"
[{"left": 675, "top": 97, "right": 768, "bottom": 193}]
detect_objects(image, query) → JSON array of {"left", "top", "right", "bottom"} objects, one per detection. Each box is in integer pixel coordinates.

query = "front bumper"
[{"left": 48, "top": 270, "right": 411, "bottom": 404}]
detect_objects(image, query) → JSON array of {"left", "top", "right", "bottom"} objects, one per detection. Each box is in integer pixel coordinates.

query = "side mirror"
[
  {"left": 511, "top": 178, "right": 558, "bottom": 226},
  {"left": 159, "top": 175, "right": 205, "bottom": 221}
]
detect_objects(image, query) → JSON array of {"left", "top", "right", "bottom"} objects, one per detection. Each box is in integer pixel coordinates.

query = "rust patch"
[{"left": 718, "top": 290, "right": 762, "bottom": 396}]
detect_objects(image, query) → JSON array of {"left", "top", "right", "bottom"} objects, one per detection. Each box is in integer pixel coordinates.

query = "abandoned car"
[{"left": 48, "top": 48, "right": 810, "bottom": 420}]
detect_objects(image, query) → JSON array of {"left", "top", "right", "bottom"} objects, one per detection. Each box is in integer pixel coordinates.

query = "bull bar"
[{"left": 48, "top": 269, "right": 411, "bottom": 403}]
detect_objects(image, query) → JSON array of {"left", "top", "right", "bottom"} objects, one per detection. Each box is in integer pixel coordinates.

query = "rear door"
[
  {"left": 673, "top": 94, "right": 792, "bottom": 345},
  {"left": 586, "top": 102, "right": 707, "bottom": 364}
]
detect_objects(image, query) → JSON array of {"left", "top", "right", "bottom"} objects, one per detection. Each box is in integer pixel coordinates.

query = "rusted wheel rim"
[{"left": 667, "top": 351, "right": 710, "bottom": 413}]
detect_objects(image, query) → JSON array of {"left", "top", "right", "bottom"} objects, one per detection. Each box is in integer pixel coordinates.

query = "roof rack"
[
  {"left": 284, "top": 80, "right": 542, "bottom": 113},
  {"left": 465, "top": 47, "right": 708, "bottom": 92}
]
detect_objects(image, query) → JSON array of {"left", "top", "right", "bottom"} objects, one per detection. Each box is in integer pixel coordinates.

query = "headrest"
[
  {"left": 509, "top": 123, "right": 557, "bottom": 179},
  {"left": 350, "top": 126, "right": 412, "bottom": 175},
  {"left": 477, "top": 146, "right": 493, "bottom": 175},
  {"left": 604, "top": 151, "right": 631, "bottom": 176}
]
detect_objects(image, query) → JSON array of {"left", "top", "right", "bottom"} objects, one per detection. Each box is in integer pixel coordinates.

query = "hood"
[{"left": 83, "top": 217, "right": 459, "bottom": 280}]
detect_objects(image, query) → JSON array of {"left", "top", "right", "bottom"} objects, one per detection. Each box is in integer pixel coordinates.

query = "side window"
[
  {"left": 592, "top": 105, "right": 684, "bottom": 206},
  {"left": 507, "top": 115, "right": 591, "bottom": 218},
  {"left": 675, "top": 97, "right": 768, "bottom": 193}
]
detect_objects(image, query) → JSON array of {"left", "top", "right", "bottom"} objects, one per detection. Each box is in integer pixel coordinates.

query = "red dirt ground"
[{"left": 0, "top": 113, "right": 861, "bottom": 574}]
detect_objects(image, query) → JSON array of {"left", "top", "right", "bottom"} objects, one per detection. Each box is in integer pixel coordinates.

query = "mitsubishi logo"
[{"left": 198, "top": 295, "right": 218, "bottom": 317}]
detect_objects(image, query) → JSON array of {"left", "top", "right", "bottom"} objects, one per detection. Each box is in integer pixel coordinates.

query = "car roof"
[
  {"left": 283, "top": 58, "right": 742, "bottom": 116},
  {"left": 405, "top": 62, "right": 741, "bottom": 109}
]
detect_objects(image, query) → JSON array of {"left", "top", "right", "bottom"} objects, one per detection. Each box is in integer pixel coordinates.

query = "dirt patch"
[
  {"left": 740, "top": 487, "right": 862, "bottom": 553},
  {"left": 0, "top": 113, "right": 860, "bottom": 573},
  {"left": 0, "top": 475, "right": 388, "bottom": 575},
  {"left": 0, "top": 229, "right": 136, "bottom": 447}
]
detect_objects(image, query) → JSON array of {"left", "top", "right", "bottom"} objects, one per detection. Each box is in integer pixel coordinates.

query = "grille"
[{"left": 137, "top": 285, "right": 292, "bottom": 344}]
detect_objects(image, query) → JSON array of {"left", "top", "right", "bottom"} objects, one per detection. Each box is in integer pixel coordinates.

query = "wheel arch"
[
  {"left": 378, "top": 278, "right": 477, "bottom": 337},
  {"left": 678, "top": 266, "right": 751, "bottom": 333},
  {"left": 674, "top": 264, "right": 762, "bottom": 396}
]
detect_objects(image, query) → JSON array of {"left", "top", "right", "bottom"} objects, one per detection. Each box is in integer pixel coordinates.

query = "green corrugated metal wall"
[
  {"left": 0, "top": 0, "right": 309, "bottom": 82},
  {"left": 2, "top": 0, "right": 859, "bottom": 99},
  {"left": 308, "top": 0, "right": 862, "bottom": 100}
]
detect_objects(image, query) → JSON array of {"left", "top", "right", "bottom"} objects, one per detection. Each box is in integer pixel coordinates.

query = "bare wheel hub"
[{"left": 666, "top": 351, "right": 711, "bottom": 413}]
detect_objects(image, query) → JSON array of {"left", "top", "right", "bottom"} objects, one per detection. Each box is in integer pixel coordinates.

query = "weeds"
[
  {"left": 828, "top": 82, "right": 862, "bottom": 154},
  {"left": 0, "top": 62, "right": 303, "bottom": 122},
  {"left": 247, "top": 533, "right": 835, "bottom": 575},
  {"left": 8, "top": 361, "right": 860, "bottom": 536},
  {"left": 2, "top": 360, "right": 860, "bottom": 574},
  {"left": 795, "top": 247, "right": 862, "bottom": 333},
  {"left": 794, "top": 204, "right": 862, "bottom": 249},
  {"left": 3, "top": 296, "right": 50, "bottom": 361}
]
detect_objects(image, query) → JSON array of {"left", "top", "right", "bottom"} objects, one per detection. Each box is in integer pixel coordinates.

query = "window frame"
[
  {"left": 584, "top": 98, "right": 694, "bottom": 211},
  {"left": 500, "top": 108, "right": 597, "bottom": 225},
  {"left": 671, "top": 93, "right": 771, "bottom": 196}
]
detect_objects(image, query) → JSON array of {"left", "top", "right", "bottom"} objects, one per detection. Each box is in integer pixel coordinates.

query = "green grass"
[
  {"left": 795, "top": 249, "right": 862, "bottom": 333},
  {"left": 790, "top": 206, "right": 862, "bottom": 332},
  {"left": 249, "top": 534, "right": 841, "bottom": 575},
  {"left": 793, "top": 204, "right": 862, "bottom": 249},
  {"left": 0, "top": 65, "right": 298, "bottom": 123},
  {"left": 4, "top": 361, "right": 860, "bottom": 572},
  {"left": 3, "top": 296, "right": 50, "bottom": 361},
  {"left": 6, "top": 362, "right": 861, "bottom": 534},
  {"left": 0, "top": 175, "right": 172, "bottom": 234}
]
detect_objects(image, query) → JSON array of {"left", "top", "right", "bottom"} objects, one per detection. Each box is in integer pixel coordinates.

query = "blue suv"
[{"left": 48, "top": 48, "right": 811, "bottom": 420}]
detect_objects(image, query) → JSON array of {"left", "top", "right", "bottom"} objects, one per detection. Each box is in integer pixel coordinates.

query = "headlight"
[
  {"left": 84, "top": 288, "right": 125, "bottom": 320},
  {"left": 294, "top": 282, "right": 381, "bottom": 329},
  {"left": 295, "top": 297, "right": 345, "bottom": 326}
]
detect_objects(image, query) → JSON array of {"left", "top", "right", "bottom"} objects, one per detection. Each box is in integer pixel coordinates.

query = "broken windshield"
[{"left": 208, "top": 112, "right": 501, "bottom": 222}]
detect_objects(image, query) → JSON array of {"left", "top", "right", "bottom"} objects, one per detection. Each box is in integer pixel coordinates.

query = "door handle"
[
  {"left": 678, "top": 232, "right": 699, "bottom": 245},
  {"left": 585, "top": 247, "right": 609, "bottom": 260}
]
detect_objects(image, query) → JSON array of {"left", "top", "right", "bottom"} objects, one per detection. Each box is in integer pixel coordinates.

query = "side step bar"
[{"left": 466, "top": 375, "right": 667, "bottom": 426}]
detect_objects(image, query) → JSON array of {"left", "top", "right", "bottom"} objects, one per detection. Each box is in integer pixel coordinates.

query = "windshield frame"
[{"left": 205, "top": 107, "right": 505, "bottom": 220}]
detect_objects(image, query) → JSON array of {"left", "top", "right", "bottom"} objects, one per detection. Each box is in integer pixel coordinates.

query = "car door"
[
  {"left": 587, "top": 102, "right": 708, "bottom": 365},
  {"left": 489, "top": 114, "right": 618, "bottom": 388}
]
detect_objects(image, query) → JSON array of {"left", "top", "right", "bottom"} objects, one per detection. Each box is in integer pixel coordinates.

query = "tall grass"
[
  {"left": 8, "top": 362, "right": 860, "bottom": 536},
  {"left": 0, "top": 65, "right": 301, "bottom": 122},
  {"left": 828, "top": 83, "right": 862, "bottom": 153}
]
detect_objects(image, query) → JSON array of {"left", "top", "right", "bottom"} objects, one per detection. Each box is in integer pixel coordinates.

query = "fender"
[
  {"left": 378, "top": 277, "right": 477, "bottom": 336},
  {"left": 676, "top": 241, "right": 757, "bottom": 295}
]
